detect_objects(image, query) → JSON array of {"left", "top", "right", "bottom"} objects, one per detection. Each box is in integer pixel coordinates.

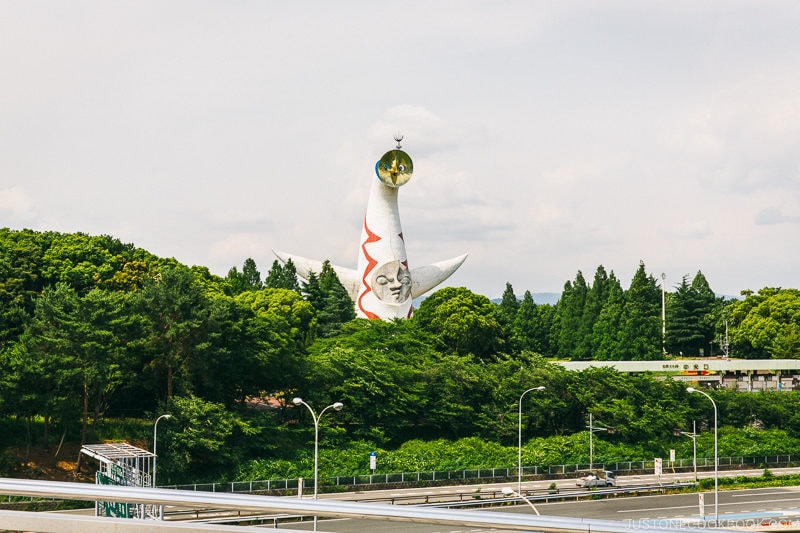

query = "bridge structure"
[
  {"left": 0, "top": 477, "right": 732, "bottom": 533},
  {"left": 556, "top": 358, "right": 800, "bottom": 391}
]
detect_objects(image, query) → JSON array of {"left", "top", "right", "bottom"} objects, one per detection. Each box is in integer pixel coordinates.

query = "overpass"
[
  {"left": 0, "top": 477, "right": 732, "bottom": 533},
  {"left": 555, "top": 358, "right": 800, "bottom": 391}
]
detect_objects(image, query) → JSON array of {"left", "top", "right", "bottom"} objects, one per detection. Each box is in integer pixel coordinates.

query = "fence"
[{"left": 165, "top": 454, "right": 799, "bottom": 494}]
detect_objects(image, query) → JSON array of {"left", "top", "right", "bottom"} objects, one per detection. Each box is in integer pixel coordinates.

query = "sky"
[{"left": 2, "top": 1, "right": 799, "bottom": 300}]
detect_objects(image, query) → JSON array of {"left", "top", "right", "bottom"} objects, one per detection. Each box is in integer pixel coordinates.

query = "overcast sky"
[{"left": 2, "top": 1, "right": 799, "bottom": 299}]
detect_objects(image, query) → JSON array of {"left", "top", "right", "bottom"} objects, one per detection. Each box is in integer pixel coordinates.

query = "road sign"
[
  {"left": 654, "top": 457, "right": 662, "bottom": 476},
  {"left": 670, "top": 449, "right": 675, "bottom": 462}
]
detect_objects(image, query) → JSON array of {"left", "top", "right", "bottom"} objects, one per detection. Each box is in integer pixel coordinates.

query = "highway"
[
  {"left": 330, "top": 467, "right": 800, "bottom": 505},
  {"left": 287, "top": 486, "right": 800, "bottom": 532},
  {"left": 277, "top": 468, "right": 800, "bottom": 532},
  {"left": 3, "top": 468, "right": 800, "bottom": 532}
]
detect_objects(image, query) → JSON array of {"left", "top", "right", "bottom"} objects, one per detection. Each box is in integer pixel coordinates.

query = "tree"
[
  {"left": 552, "top": 272, "right": 588, "bottom": 359},
  {"left": 591, "top": 275, "right": 625, "bottom": 360},
  {"left": 138, "top": 266, "right": 217, "bottom": 401},
  {"left": 304, "top": 261, "right": 354, "bottom": 337},
  {"left": 497, "top": 282, "right": 519, "bottom": 329},
  {"left": 40, "top": 233, "right": 144, "bottom": 294},
  {"left": 265, "top": 259, "right": 300, "bottom": 292},
  {"left": 233, "top": 288, "right": 317, "bottom": 395},
  {"left": 225, "top": 258, "right": 263, "bottom": 295},
  {"left": 665, "top": 271, "right": 720, "bottom": 357},
  {"left": 0, "top": 229, "right": 54, "bottom": 344},
  {"left": 730, "top": 288, "right": 800, "bottom": 359},
  {"left": 17, "top": 284, "right": 139, "bottom": 465},
  {"left": 510, "top": 291, "right": 541, "bottom": 353},
  {"left": 616, "top": 261, "right": 662, "bottom": 360},
  {"left": 155, "top": 395, "right": 258, "bottom": 484},
  {"left": 575, "top": 266, "right": 613, "bottom": 359},
  {"left": 411, "top": 287, "right": 503, "bottom": 358}
]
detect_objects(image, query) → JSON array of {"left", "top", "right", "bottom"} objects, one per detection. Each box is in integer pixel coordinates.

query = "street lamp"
[
  {"left": 687, "top": 387, "right": 717, "bottom": 525},
  {"left": 293, "top": 397, "right": 343, "bottom": 531},
  {"left": 153, "top": 414, "right": 171, "bottom": 488},
  {"left": 587, "top": 413, "right": 615, "bottom": 470},
  {"left": 673, "top": 420, "right": 698, "bottom": 482},
  {"left": 518, "top": 386, "right": 545, "bottom": 493},
  {"left": 502, "top": 486, "right": 540, "bottom": 515},
  {"left": 152, "top": 413, "right": 171, "bottom": 521}
]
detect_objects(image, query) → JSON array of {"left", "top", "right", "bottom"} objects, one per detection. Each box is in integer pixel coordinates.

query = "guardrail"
[
  {"left": 164, "top": 454, "right": 797, "bottom": 494},
  {"left": 164, "top": 483, "right": 696, "bottom": 526},
  {"left": 346, "top": 483, "right": 694, "bottom": 506},
  {"left": 5, "top": 480, "right": 709, "bottom": 533}
]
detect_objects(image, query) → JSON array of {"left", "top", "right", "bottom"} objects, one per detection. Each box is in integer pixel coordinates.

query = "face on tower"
[
  {"left": 371, "top": 261, "right": 412, "bottom": 303},
  {"left": 376, "top": 149, "right": 413, "bottom": 187}
]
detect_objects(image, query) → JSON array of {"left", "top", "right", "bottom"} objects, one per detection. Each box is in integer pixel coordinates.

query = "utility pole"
[{"left": 721, "top": 320, "right": 730, "bottom": 358}]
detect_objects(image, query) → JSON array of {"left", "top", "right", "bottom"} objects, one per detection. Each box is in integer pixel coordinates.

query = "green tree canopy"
[{"left": 411, "top": 287, "right": 503, "bottom": 358}]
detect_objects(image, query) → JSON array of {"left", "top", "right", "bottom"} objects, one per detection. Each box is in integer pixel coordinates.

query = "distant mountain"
[{"left": 530, "top": 292, "right": 561, "bottom": 305}]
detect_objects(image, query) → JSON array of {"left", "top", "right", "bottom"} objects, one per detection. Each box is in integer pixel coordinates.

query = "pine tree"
[
  {"left": 304, "top": 260, "right": 355, "bottom": 337},
  {"left": 241, "top": 258, "right": 262, "bottom": 289},
  {"left": 553, "top": 272, "right": 588, "bottom": 359},
  {"left": 617, "top": 261, "right": 662, "bottom": 360},
  {"left": 575, "top": 266, "right": 612, "bottom": 359},
  {"left": 511, "top": 290, "right": 544, "bottom": 353},
  {"left": 225, "top": 258, "right": 262, "bottom": 295},
  {"left": 280, "top": 259, "right": 301, "bottom": 292},
  {"left": 498, "top": 282, "right": 520, "bottom": 328},
  {"left": 265, "top": 259, "right": 301, "bottom": 292},
  {"left": 666, "top": 271, "right": 719, "bottom": 356},
  {"left": 592, "top": 273, "right": 625, "bottom": 360}
]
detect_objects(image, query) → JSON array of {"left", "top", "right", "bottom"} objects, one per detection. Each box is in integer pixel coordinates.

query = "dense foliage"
[{"left": 1, "top": 228, "right": 799, "bottom": 484}]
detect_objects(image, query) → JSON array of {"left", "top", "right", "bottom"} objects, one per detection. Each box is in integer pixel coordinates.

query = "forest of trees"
[{"left": 1, "top": 228, "right": 799, "bottom": 484}]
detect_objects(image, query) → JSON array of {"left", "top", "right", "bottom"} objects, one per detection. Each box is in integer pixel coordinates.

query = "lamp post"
[
  {"left": 688, "top": 387, "right": 717, "bottom": 525},
  {"left": 502, "top": 487, "right": 540, "bottom": 515},
  {"left": 153, "top": 413, "right": 171, "bottom": 521},
  {"left": 152, "top": 414, "right": 171, "bottom": 488},
  {"left": 293, "top": 397, "right": 343, "bottom": 531},
  {"left": 518, "top": 386, "right": 545, "bottom": 494},
  {"left": 674, "top": 420, "right": 698, "bottom": 482}
]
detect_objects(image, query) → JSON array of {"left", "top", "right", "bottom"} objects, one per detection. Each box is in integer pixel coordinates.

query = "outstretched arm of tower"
[
  {"left": 409, "top": 253, "right": 468, "bottom": 299},
  {"left": 272, "top": 250, "right": 360, "bottom": 300}
]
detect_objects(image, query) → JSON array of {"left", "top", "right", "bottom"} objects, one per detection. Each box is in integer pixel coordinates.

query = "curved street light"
[
  {"left": 152, "top": 414, "right": 171, "bottom": 488},
  {"left": 292, "top": 398, "right": 343, "bottom": 531},
  {"left": 152, "top": 413, "right": 171, "bottom": 521},
  {"left": 502, "top": 486, "right": 541, "bottom": 515},
  {"left": 518, "top": 386, "right": 545, "bottom": 494},
  {"left": 687, "top": 387, "right": 718, "bottom": 525}
]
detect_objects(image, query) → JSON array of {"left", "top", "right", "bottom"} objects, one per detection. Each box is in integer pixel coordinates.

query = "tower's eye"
[{"left": 376, "top": 149, "right": 413, "bottom": 188}]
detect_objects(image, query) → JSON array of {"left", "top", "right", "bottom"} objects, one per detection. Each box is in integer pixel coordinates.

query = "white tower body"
[{"left": 274, "top": 141, "right": 466, "bottom": 321}]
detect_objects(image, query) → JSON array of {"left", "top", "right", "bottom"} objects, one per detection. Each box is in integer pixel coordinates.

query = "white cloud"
[
  {"left": 0, "top": 186, "right": 35, "bottom": 217},
  {"left": 755, "top": 207, "right": 800, "bottom": 225}
]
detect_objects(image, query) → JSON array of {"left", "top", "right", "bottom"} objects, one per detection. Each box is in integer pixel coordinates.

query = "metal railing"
[{"left": 164, "top": 454, "right": 798, "bottom": 494}]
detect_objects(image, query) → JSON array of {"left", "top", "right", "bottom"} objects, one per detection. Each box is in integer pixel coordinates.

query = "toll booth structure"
[{"left": 80, "top": 442, "right": 157, "bottom": 519}]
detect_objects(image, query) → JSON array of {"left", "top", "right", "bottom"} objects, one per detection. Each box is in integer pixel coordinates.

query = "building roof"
[{"left": 80, "top": 443, "right": 154, "bottom": 464}]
